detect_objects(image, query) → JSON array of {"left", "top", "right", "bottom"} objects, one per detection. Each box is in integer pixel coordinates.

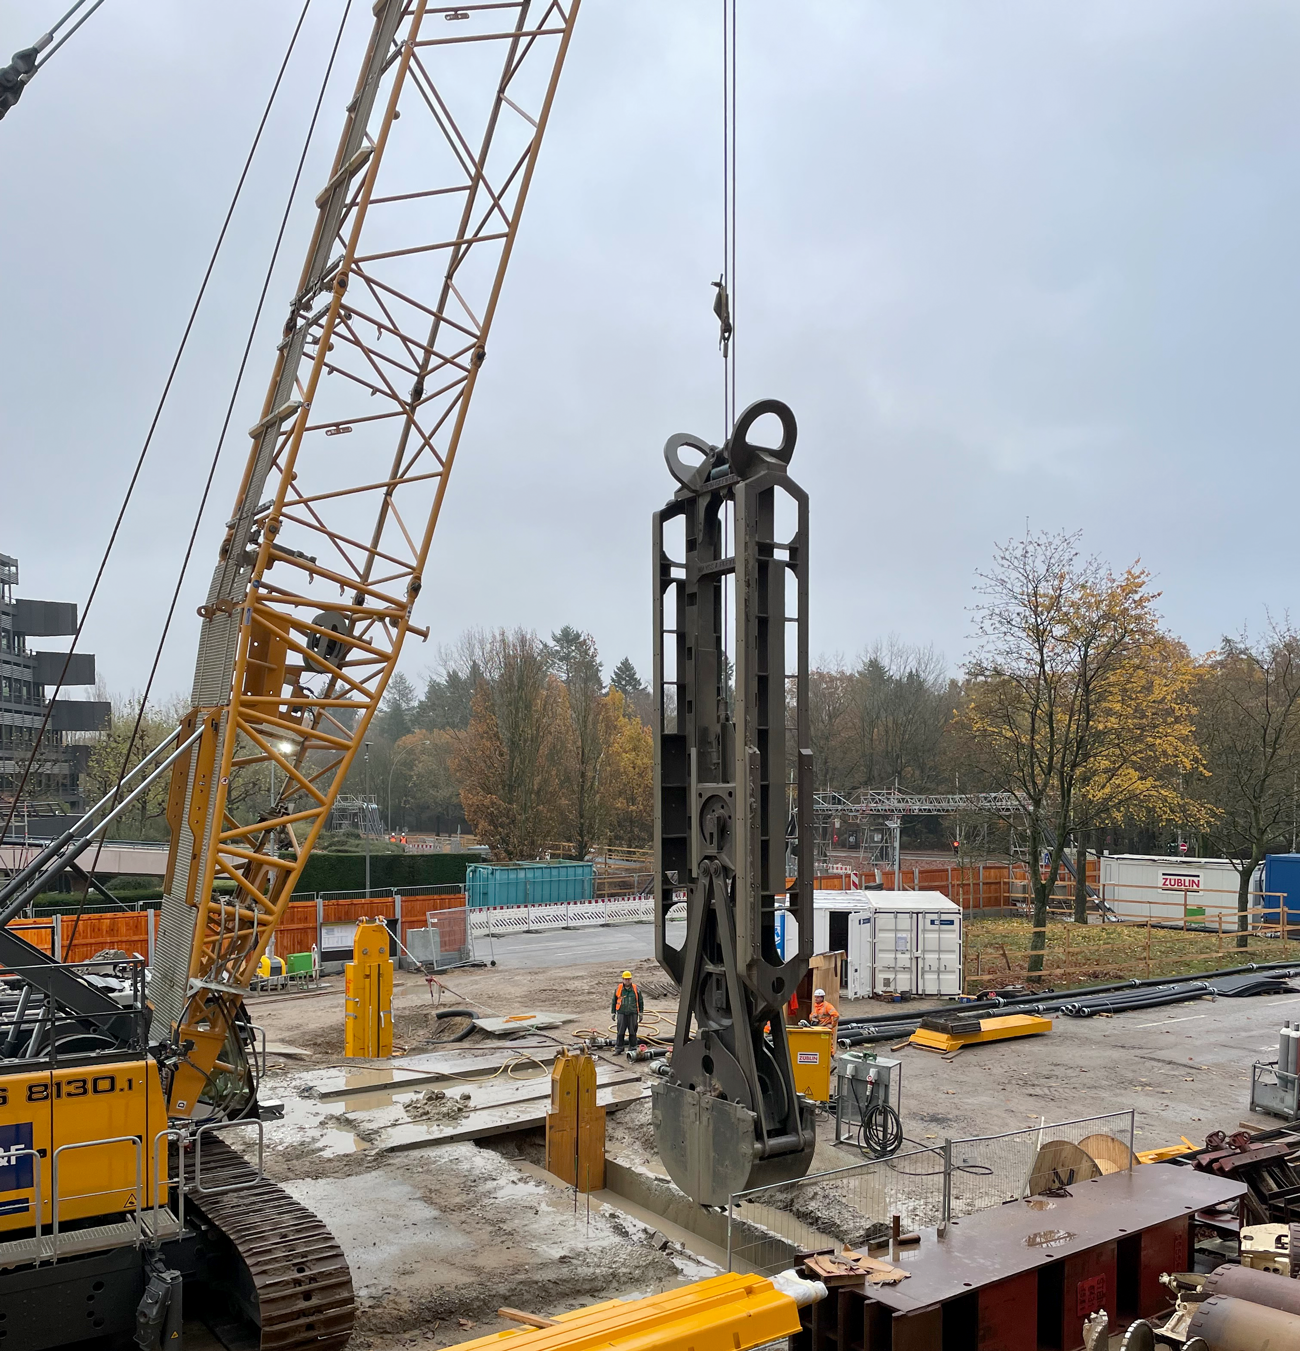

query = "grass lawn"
[{"left": 965, "top": 915, "right": 1298, "bottom": 990}]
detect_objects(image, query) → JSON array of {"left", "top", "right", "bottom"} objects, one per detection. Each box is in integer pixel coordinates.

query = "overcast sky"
[{"left": 2, "top": 1, "right": 1297, "bottom": 705}]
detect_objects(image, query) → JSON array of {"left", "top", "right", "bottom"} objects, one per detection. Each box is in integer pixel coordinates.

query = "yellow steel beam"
[
  {"left": 910, "top": 1013, "right": 1052, "bottom": 1053},
  {"left": 449, "top": 1274, "right": 802, "bottom": 1351}
]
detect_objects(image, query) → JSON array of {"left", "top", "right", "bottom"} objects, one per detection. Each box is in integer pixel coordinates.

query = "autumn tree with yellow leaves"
[{"left": 963, "top": 531, "right": 1204, "bottom": 971}]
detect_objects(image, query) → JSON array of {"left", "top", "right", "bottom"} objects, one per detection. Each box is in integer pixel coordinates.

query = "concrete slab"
[{"left": 372, "top": 1078, "right": 651, "bottom": 1151}]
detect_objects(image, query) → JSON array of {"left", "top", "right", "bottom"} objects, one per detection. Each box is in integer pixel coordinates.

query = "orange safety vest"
[{"left": 613, "top": 981, "right": 642, "bottom": 1016}]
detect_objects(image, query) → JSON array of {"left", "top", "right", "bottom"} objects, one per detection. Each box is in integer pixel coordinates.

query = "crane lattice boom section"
[
  {"left": 151, "top": 0, "right": 578, "bottom": 1045},
  {"left": 813, "top": 790, "right": 1024, "bottom": 819}
]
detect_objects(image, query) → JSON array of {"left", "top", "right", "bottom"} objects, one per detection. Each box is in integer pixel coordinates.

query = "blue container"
[
  {"left": 1262, "top": 854, "right": 1300, "bottom": 932},
  {"left": 465, "top": 861, "right": 595, "bottom": 908}
]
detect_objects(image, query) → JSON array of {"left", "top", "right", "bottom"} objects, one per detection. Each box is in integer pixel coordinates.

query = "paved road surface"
[{"left": 480, "top": 921, "right": 680, "bottom": 970}]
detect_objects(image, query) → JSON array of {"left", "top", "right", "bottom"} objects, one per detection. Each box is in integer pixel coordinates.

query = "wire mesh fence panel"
[
  {"left": 946, "top": 1111, "right": 1136, "bottom": 1218},
  {"left": 728, "top": 1147, "right": 947, "bottom": 1275},
  {"left": 726, "top": 1111, "right": 1136, "bottom": 1273}
]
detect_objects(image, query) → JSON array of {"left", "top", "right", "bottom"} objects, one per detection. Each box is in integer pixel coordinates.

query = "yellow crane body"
[{"left": 0, "top": 1057, "right": 168, "bottom": 1235}]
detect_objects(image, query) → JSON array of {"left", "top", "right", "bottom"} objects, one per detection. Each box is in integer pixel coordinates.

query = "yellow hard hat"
[{"left": 622, "top": 971, "right": 632, "bottom": 979}]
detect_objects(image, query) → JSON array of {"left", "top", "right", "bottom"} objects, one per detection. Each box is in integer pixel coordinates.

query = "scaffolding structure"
[
  {"left": 330, "top": 794, "right": 383, "bottom": 837},
  {"left": 813, "top": 790, "right": 1024, "bottom": 871}
]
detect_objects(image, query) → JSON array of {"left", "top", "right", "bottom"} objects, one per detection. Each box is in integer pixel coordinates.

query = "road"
[{"left": 479, "top": 920, "right": 682, "bottom": 970}]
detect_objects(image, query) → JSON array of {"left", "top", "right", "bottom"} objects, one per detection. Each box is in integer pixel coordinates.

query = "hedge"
[
  {"left": 21, "top": 854, "right": 476, "bottom": 912},
  {"left": 297, "top": 851, "right": 477, "bottom": 894}
]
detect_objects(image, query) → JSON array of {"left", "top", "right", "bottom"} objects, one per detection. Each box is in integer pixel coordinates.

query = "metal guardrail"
[
  {"left": 51, "top": 1134, "right": 143, "bottom": 1257},
  {"left": 191, "top": 1118, "right": 265, "bottom": 1196}
]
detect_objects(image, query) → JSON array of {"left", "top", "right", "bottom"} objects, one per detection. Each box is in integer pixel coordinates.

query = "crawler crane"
[{"left": 0, "top": 2, "right": 579, "bottom": 1345}]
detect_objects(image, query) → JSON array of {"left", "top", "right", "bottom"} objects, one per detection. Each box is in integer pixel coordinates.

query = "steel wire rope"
[
  {"left": 1, "top": 0, "right": 108, "bottom": 114},
  {"left": 720, "top": 0, "right": 737, "bottom": 439},
  {"left": 32, "top": 0, "right": 108, "bottom": 69},
  {"left": 55, "top": 0, "right": 356, "bottom": 961},
  {"left": 1, "top": 0, "right": 322, "bottom": 856}
]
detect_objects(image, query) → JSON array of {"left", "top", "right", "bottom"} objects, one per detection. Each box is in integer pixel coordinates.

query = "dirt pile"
[{"left": 405, "top": 1088, "right": 473, "bottom": 1122}]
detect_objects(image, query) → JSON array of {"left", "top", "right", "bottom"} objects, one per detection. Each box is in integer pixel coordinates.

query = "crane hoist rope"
[{"left": 0, "top": 0, "right": 321, "bottom": 844}]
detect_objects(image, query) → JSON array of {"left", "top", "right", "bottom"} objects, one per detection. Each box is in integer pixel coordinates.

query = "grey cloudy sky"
[{"left": 2, "top": 0, "right": 1297, "bottom": 705}]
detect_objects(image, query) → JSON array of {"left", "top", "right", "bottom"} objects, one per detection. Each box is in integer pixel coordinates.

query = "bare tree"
[
  {"left": 1193, "top": 625, "right": 1300, "bottom": 945},
  {"left": 808, "top": 658, "right": 857, "bottom": 792}
]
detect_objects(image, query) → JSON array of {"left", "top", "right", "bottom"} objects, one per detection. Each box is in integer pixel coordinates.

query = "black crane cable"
[
  {"left": 62, "top": 0, "right": 358, "bottom": 960},
  {"left": 0, "top": 1, "right": 325, "bottom": 850}
]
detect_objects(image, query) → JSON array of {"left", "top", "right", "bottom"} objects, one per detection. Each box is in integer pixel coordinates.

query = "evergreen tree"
[
  {"left": 610, "top": 656, "right": 644, "bottom": 699},
  {"left": 416, "top": 667, "right": 477, "bottom": 731},
  {"left": 546, "top": 625, "right": 601, "bottom": 687},
  {"left": 375, "top": 671, "right": 417, "bottom": 742}
]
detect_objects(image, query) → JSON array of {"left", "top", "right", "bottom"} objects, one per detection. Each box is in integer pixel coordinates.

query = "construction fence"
[
  {"left": 6, "top": 888, "right": 658, "bottom": 967},
  {"left": 817, "top": 859, "right": 1102, "bottom": 912},
  {"left": 966, "top": 884, "right": 1296, "bottom": 992},
  {"left": 727, "top": 1110, "right": 1137, "bottom": 1276}
]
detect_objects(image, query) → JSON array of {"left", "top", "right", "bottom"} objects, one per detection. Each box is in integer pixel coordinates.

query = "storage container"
[
  {"left": 464, "top": 860, "right": 595, "bottom": 908},
  {"left": 1098, "top": 853, "right": 1245, "bottom": 928},
  {"left": 778, "top": 891, "right": 963, "bottom": 997}
]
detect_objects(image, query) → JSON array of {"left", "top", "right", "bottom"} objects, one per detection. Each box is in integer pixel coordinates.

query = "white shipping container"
[
  {"left": 1099, "top": 854, "right": 1246, "bottom": 928},
  {"left": 779, "top": 891, "right": 962, "bottom": 997}
]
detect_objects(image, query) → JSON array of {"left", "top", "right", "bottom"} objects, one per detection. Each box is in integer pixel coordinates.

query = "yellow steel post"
[
  {"left": 344, "top": 919, "right": 392, "bottom": 1058},
  {"left": 545, "top": 1049, "right": 605, "bottom": 1190}
]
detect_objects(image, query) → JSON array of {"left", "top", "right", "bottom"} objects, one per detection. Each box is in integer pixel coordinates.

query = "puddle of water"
[
  {"left": 1025, "top": 1199, "right": 1055, "bottom": 1211},
  {"left": 344, "top": 1091, "right": 398, "bottom": 1111},
  {"left": 343, "top": 1068, "right": 401, "bottom": 1089},
  {"left": 275, "top": 1093, "right": 371, "bottom": 1155},
  {"left": 1025, "top": 1229, "right": 1076, "bottom": 1249}
]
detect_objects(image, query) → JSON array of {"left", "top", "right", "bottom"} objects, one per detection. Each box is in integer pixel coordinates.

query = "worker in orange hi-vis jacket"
[
  {"left": 809, "top": 988, "right": 840, "bottom": 1038},
  {"left": 612, "top": 970, "right": 644, "bottom": 1052}
]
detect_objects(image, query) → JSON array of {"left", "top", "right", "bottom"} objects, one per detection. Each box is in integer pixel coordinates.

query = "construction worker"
[
  {"left": 612, "top": 970, "right": 644, "bottom": 1052},
  {"left": 810, "top": 988, "right": 839, "bottom": 1039}
]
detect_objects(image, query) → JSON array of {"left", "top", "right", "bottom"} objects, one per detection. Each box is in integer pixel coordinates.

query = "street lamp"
[
  {"left": 386, "top": 740, "right": 416, "bottom": 840},
  {"left": 363, "top": 740, "right": 372, "bottom": 899}
]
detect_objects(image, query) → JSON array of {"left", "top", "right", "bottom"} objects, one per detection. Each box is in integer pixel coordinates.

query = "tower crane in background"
[{"left": 0, "top": 2, "right": 580, "bottom": 1344}]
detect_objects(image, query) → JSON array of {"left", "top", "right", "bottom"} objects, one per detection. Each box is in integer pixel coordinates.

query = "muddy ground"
[{"left": 241, "top": 927, "right": 1286, "bottom": 1349}]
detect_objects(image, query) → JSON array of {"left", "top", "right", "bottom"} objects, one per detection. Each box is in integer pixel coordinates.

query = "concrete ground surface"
[{"left": 237, "top": 922, "right": 1295, "bottom": 1350}]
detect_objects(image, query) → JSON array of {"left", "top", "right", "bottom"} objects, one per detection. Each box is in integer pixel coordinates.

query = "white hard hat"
[{"left": 813, "top": 988, "right": 826, "bottom": 999}]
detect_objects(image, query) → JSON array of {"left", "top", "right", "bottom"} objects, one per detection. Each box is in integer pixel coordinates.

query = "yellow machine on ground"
[
  {"left": 344, "top": 920, "right": 394, "bottom": 1059},
  {"left": 0, "top": 4, "right": 580, "bottom": 1346},
  {"left": 786, "top": 1026, "right": 834, "bottom": 1102}
]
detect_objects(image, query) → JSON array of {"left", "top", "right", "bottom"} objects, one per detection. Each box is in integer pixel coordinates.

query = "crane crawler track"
[{"left": 187, "top": 1136, "right": 355, "bottom": 1351}]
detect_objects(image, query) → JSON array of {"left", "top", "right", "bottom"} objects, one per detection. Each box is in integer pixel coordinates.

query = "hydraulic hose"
[{"left": 431, "top": 1008, "right": 476, "bottom": 1044}]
